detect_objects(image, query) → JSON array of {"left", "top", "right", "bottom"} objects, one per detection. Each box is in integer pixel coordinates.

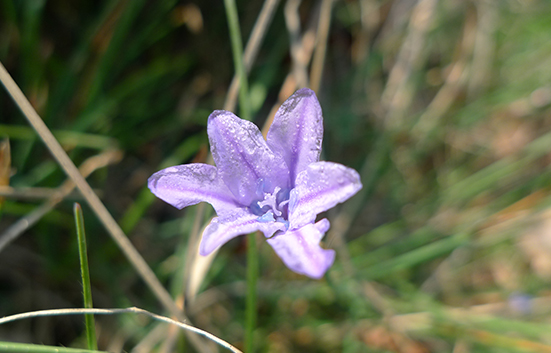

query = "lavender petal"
[
  {"left": 200, "top": 208, "right": 285, "bottom": 255},
  {"left": 267, "top": 219, "right": 335, "bottom": 279},
  {"left": 148, "top": 164, "right": 240, "bottom": 215},
  {"left": 289, "top": 161, "right": 362, "bottom": 228},
  {"left": 208, "top": 110, "right": 290, "bottom": 205},
  {"left": 266, "top": 88, "right": 323, "bottom": 184}
]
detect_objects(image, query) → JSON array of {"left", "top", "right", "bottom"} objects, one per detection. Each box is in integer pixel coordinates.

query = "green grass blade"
[
  {"left": 0, "top": 124, "right": 119, "bottom": 150},
  {"left": 73, "top": 203, "right": 98, "bottom": 351},
  {"left": 85, "top": 0, "right": 147, "bottom": 107},
  {"left": 359, "top": 232, "right": 470, "bottom": 280},
  {"left": 224, "top": 0, "right": 250, "bottom": 121},
  {"left": 0, "top": 341, "right": 105, "bottom": 353}
]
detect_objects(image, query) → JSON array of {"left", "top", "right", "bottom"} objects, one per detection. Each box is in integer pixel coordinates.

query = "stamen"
[
  {"left": 250, "top": 186, "right": 290, "bottom": 228},
  {"left": 257, "top": 187, "right": 282, "bottom": 216}
]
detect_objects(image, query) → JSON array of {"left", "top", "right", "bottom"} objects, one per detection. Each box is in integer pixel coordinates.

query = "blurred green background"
[{"left": 2, "top": 0, "right": 551, "bottom": 352}]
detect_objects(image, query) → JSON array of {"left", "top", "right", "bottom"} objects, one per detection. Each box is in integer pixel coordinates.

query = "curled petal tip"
[
  {"left": 294, "top": 87, "right": 315, "bottom": 96},
  {"left": 267, "top": 220, "right": 335, "bottom": 279}
]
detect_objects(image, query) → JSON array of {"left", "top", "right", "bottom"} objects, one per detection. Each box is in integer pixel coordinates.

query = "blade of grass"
[
  {"left": 359, "top": 232, "right": 470, "bottom": 280},
  {"left": 0, "top": 341, "right": 105, "bottom": 353},
  {"left": 0, "top": 124, "right": 119, "bottom": 150},
  {"left": 442, "top": 130, "right": 551, "bottom": 206},
  {"left": 245, "top": 233, "right": 258, "bottom": 353},
  {"left": 74, "top": 203, "right": 98, "bottom": 351},
  {"left": 0, "top": 124, "right": 118, "bottom": 150},
  {"left": 0, "top": 186, "right": 88, "bottom": 200},
  {"left": 224, "top": 0, "right": 250, "bottom": 121},
  {"left": 85, "top": 0, "right": 147, "bottom": 107},
  {"left": 0, "top": 138, "right": 10, "bottom": 211},
  {"left": 20, "top": 0, "right": 45, "bottom": 90}
]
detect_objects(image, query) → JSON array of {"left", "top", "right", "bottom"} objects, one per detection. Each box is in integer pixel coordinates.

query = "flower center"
[{"left": 249, "top": 184, "right": 290, "bottom": 228}]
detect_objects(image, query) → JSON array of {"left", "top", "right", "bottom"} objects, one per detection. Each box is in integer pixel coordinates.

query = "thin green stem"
[
  {"left": 224, "top": 0, "right": 250, "bottom": 121},
  {"left": 223, "top": 1, "right": 257, "bottom": 351},
  {"left": 74, "top": 203, "right": 98, "bottom": 351},
  {"left": 245, "top": 233, "right": 258, "bottom": 353}
]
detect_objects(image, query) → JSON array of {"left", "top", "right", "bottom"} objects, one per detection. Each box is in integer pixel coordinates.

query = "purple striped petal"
[
  {"left": 200, "top": 208, "right": 285, "bottom": 255},
  {"left": 289, "top": 161, "right": 362, "bottom": 228},
  {"left": 267, "top": 219, "right": 334, "bottom": 279},
  {"left": 208, "top": 110, "right": 290, "bottom": 205},
  {"left": 267, "top": 88, "right": 323, "bottom": 184},
  {"left": 148, "top": 164, "right": 239, "bottom": 215}
]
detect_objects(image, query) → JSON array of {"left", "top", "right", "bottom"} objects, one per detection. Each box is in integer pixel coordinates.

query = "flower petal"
[
  {"left": 289, "top": 161, "right": 362, "bottom": 228},
  {"left": 267, "top": 88, "right": 323, "bottom": 184},
  {"left": 267, "top": 219, "right": 335, "bottom": 279},
  {"left": 208, "top": 110, "right": 289, "bottom": 205},
  {"left": 200, "top": 208, "right": 285, "bottom": 255},
  {"left": 148, "top": 164, "right": 240, "bottom": 215}
]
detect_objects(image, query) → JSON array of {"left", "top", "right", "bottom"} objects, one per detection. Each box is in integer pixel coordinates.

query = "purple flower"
[{"left": 148, "top": 88, "right": 362, "bottom": 279}]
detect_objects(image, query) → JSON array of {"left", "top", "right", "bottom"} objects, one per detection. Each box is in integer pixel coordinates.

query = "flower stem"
[
  {"left": 245, "top": 232, "right": 258, "bottom": 352},
  {"left": 224, "top": 1, "right": 257, "bottom": 351}
]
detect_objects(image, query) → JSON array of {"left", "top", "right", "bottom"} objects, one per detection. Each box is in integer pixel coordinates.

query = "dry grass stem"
[
  {"left": 467, "top": 0, "right": 498, "bottom": 100},
  {"left": 352, "top": 0, "right": 380, "bottom": 65},
  {"left": 0, "top": 61, "right": 213, "bottom": 353},
  {"left": 0, "top": 307, "right": 242, "bottom": 353},
  {"left": 262, "top": 6, "right": 319, "bottom": 136},
  {"left": 0, "top": 186, "right": 97, "bottom": 200},
  {"left": 381, "top": 0, "right": 437, "bottom": 127},
  {"left": 412, "top": 8, "right": 477, "bottom": 139},
  {"left": 285, "top": 0, "right": 309, "bottom": 88},
  {"left": 0, "top": 149, "right": 122, "bottom": 253},
  {"left": 0, "top": 138, "right": 10, "bottom": 206},
  {"left": 390, "top": 295, "right": 551, "bottom": 331},
  {"left": 310, "top": 0, "right": 334, "bottom": 93}
]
